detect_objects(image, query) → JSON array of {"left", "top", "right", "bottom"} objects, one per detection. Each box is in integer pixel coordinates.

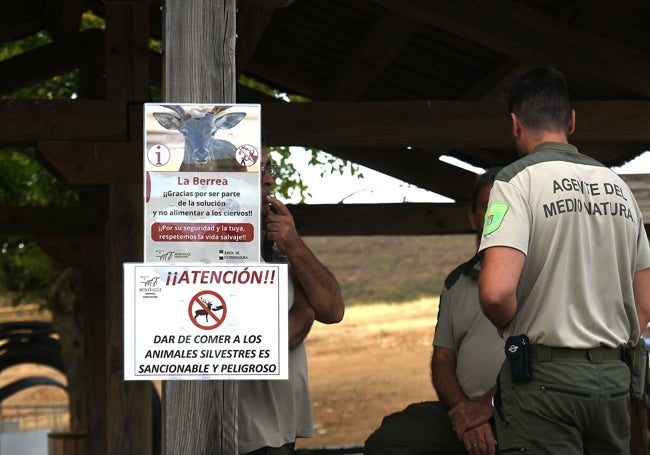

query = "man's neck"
[{"left": 523, "top": 132, "right": 568, "bottom": 155}]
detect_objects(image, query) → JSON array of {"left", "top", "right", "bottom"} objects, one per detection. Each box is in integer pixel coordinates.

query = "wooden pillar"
[
  {"left": 161, "top": 1, "right": 238, "bottom": 454},
  {"left": 104, "top": 0, "right": 152, "bottom": 454}
]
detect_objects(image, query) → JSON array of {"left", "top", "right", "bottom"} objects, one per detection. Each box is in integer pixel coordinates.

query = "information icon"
[{"left": 147, "top": 144, "right": 171, "bottom": 167}]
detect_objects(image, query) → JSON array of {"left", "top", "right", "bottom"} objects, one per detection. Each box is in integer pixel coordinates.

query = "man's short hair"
[
  {"left": 471, "top": 166, "right": 501, "bottom": 213},
  {"left": 508, "top": 67, "right": 572, "bottom": 135}
]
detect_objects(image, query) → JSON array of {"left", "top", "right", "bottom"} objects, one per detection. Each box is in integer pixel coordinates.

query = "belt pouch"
[{"left": 505, "top": 334, "right": 532, "bottom": 382}]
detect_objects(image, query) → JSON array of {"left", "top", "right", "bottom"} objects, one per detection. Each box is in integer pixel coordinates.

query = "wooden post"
[
  {"left": 104, "top": 0, "right": 153, "bottom": 454},
  {"left": 161, "top": 1, "right": 238, "bottom": 454}
]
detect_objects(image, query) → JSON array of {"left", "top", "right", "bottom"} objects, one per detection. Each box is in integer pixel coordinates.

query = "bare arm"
[
  {"left": 634, "top": 267, "right": 650, "bottom": 331},
  {"left": 478, "top": 246, "right": 525, "bottom": 333},
  {"left": 431, "top": 346, "right": 467, "bottom": 409},
  {"left": 288, "top": 281, "right": 316, "bottom": 350},
  {"left": 432, "top": 346, "right": 497, "bottom": 454},
  {"left": 265, "top": 195, "right": 345, "bottom": 324}
]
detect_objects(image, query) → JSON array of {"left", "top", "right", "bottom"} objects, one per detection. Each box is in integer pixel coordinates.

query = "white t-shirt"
[{"left": 237, "top": 253, "right": 314, "bottom": 453}]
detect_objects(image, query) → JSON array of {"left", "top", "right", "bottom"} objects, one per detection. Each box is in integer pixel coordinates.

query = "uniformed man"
[
  {"left": 364, "top": 168, "right": 504, "bottom": 455},
  {"left": 478, "top": 67, "right": 650, "bottom": 454}
]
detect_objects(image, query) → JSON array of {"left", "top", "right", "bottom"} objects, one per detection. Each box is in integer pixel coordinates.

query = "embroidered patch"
[{"left": 483, "top": 202, "right": 508, "bottom": 236}]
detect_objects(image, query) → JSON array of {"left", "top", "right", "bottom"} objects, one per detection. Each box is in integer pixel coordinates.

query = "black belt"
[{"left": 530, "top": 344, "right": 623, "bottom": 363}]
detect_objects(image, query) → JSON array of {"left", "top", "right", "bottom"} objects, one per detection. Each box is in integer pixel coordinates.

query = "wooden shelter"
[
  {"left": 2, "top": 0, "right": 649, "bottom": 236},
  {"left": 0, "top": 0, "right": 649, "bottom": 453}
]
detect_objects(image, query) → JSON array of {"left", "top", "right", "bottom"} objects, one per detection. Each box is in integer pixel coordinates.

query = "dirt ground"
[
  {"left": 0, "top": 299, "right": 439, "bottom": 446},
  {"left": 297, "top": 298, "right": 440, "bottom": 449}
]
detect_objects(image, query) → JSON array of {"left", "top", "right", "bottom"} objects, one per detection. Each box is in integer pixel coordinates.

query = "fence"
[{"left": 0, "top": 404, "right": 69, "bottom": 433}]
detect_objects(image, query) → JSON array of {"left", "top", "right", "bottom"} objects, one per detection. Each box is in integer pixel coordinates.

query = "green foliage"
[
  {"left": 81, "top": 11, "right": 105, "bottom": 31},
  {"left": 0, "top": 149, "right": 77, "bottom": 206},
  {"left": 0, "top": 238, "right": 56, "bottom": 300},
  {"left": 267, "top": 146, "right": 364, "bottom": 202},
  {"left": 0, "top": 149, "right": 77, "bottom": 303},
  {"left": 0, "top": 25, "right": 81, "bottom": 301}
]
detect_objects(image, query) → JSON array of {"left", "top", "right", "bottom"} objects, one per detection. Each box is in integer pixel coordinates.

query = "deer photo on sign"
[{"left": 152, "top": 105, "right": 248, "bottom": 172}]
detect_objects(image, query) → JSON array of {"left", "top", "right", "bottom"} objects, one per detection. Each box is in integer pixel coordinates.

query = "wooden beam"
[
  {"left": 38, "top": 141, "right": 142, "bottom": 186},
  {"left": 5, "top": 196, "right": 648, "bottom": 240},
  {"left": 573, "top": 0, "right": 647, "bottom": 30},
  {"left": 291, "top": 202, "right": 471, "bottom": 235},
  {"left": 0, "top": 100, "right": 127, "bottom": 145},
  {"left": 0, "top": 206, "right": 104, "bottom": 235},
  {"left": 235, "top": 6, "right": 276, "bottom": 75},
  {"left": 446, "top": 148, "right": 517, "bottom": 168},
  {"left": 369, "top": 0, "right": 650, "bottom": 98},
  {"left": 0, "top": 0, "right": 48, "bottom": 44},
  {"left": 244, "top": 60, "right": 321, "bottom": 99},
  {"left": 37, "top": 234, "right": 105, "bottom": 266},
  {"left": 262, "top": 100, "right": 650, "bottom": 150},
  {"left": 45, "top": 0, "right": 85, "bottom": 40},
  {"left": 0, "top": 29, "right": 104, "bottom": 96},
  {"left": 8, "top": 99, "right": 650, "bottom": 150},
  {"left": 105, "top": 2, "right": 150, "bottom": 101},
  {"left": 322, "top": 11, "right": 420, "bottom": 100},
  {"left": 456, "top": 2, "right": 607, "bottom": 103},
  {"left": 327, "top": 147, "right": 477, "bottom": 201},
  {"left": 31, "top": 100, "right": 650, "bottom": 187}
]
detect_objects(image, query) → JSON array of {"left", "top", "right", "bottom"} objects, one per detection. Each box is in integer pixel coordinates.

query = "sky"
[{"left": 279, "top": 147, "right": 650, "bottom": 205}]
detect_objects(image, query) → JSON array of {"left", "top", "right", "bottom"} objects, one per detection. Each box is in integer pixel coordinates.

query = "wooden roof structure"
[
  {"left": 1, "top": 0, "right": 649, "bottom": 237},
  {"left": 1, "top": 1, "right": 649, "bottom": 453}
]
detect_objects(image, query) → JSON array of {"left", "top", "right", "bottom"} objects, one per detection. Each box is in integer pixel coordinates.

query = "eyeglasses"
[{"left": 261, "top": 163, "right": 278, "bottom": 178}]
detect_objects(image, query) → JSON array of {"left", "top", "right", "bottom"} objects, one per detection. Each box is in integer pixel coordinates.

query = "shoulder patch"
[{"left": 482, "top": 202, "right": 508, "bottom": 236}]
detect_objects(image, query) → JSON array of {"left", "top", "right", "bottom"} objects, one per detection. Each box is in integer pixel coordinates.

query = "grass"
[{"left": 303, "top": 235, "right": 477, "bottom": 305}]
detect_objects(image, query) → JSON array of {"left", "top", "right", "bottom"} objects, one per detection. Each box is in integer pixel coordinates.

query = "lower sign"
[{"left": 123, "top": 263, "right": 288, "bottom": 380}]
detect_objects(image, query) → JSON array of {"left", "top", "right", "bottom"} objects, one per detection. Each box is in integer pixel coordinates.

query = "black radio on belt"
[{"left": 505, "top": 335, "right": 532, "bottom": 382}]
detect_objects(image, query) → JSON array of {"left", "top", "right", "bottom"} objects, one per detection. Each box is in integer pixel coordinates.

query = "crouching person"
[{"left": 364, "top": 169, "right": 504, "bottom": 455}]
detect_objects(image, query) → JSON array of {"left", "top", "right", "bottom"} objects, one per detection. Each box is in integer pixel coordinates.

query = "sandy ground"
[
  {"left": 0, "top": 299, "right": 439, "bottom": 446},
  {"left": 297, "top": 299, "right": 440, "bottom": 449}
]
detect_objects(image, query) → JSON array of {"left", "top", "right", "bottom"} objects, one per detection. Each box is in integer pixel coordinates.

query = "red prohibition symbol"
[{"left": 188, "top": 290, "right": 227, "bottom": 330}]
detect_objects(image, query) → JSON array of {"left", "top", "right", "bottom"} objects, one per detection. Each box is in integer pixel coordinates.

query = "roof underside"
[{"left": 0, "top": 0, "right": 649, "bottom": 234}]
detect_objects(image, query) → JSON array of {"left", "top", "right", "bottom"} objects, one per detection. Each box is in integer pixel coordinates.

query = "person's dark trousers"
[
  {"left": 630, "top": 399, "right": 649, "bottom": 455},
  {"left": 495, "top": 348, "right": 630, "bottom": 455},
  {"left": 364, "top": 401, "right": 468, "bottom": 454},
  {"left": 243, "top": 442, "right": 295, "bottom": 455}
]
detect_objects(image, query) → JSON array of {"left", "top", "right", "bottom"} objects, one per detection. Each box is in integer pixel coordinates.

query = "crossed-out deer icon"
[{"left": 194, "top": 297, "right": 224, "bottom": 323}]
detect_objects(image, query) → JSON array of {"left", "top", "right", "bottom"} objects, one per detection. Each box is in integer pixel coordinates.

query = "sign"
[
  {"left": 143, "top": 103, "right": 262, "bottom": 264},
  {"left": 123, "top": 263, "right": 289, "bottom": 380}
]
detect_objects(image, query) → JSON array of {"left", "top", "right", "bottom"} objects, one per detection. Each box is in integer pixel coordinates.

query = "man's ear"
[
  {"left": 510, "top": 113, "right": 521, "bottom": 140},
  {"left": 567, "top": 109, "right": 576, "bottom": 136}
]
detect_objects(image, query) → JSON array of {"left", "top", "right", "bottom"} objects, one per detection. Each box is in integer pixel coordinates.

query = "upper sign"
[{"left": 143, "top": 103, "right": 262, "bottom": 264}]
